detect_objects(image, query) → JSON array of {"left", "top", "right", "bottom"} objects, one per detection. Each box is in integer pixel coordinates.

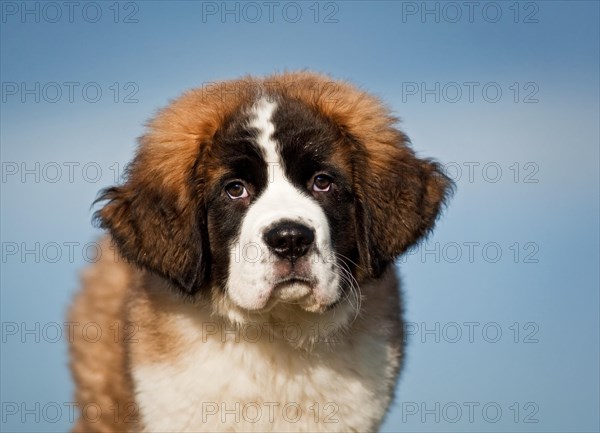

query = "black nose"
[{"left": 264, "top": 221, "right": 315, "bottom": 261}]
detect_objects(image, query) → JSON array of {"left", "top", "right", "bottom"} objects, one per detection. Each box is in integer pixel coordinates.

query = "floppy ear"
[
  {"left": 93, "top": 138, "right": 210, "bottom": 295},
  {"left": 90, "top": 76, "right": 260, "bottom": 294},
  {"left": 355, "top": 130, "right": 453, "bottom": 277}
]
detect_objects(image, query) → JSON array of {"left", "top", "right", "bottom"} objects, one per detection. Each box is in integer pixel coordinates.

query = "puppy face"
[
  {"left": 204, "top": 97, "right": 357, "bottom": 314},
  {"left": 96, "top": 72, "right": 452, "bottom": 326}
]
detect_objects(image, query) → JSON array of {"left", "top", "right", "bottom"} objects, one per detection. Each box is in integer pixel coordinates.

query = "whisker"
[
  {"left": 332, "top": 251, "right": 366, "bottom": 272},
  {"left": 330, "top": 258, "right": 363, "bottom": 324}
]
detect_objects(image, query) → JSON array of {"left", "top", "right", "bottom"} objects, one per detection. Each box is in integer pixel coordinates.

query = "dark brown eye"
[
  {"left": 312, "top": 174, "right": 332, "bottom": 192},
  {"left": 225, "top": 182, "right": 248, "bottom": 199}
]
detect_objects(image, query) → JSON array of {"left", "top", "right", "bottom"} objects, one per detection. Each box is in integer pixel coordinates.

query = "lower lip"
[
  {"left": 272, "top": 279, "right": 312, "bottom": 300},
  {"left": 274, "top": 278, "right": 312, "bottom": 288}
]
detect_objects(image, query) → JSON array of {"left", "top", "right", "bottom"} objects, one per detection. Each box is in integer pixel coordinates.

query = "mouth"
[{"left": 272, "top": 276, "right": 314, "bottom": 302}]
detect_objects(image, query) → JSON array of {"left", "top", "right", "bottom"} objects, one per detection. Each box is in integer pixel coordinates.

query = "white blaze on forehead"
[
  {"left": 226, "top": 97, "right": 340, "bottom": 312},
  {"left": 250, "top": 97, "right": 279, "bottom": 165},
  {"left": 249, "top": 97, "right": 287, "bottom": 189}
]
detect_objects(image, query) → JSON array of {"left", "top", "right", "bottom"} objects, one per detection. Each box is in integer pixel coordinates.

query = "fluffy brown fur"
[{"left": 69, "top": 71, "right": 452, "bottom": 432}]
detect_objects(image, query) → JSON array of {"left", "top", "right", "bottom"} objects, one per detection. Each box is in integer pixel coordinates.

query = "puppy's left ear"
[{"left": 355, "top": 130, "right": 454, "bottom": 277}]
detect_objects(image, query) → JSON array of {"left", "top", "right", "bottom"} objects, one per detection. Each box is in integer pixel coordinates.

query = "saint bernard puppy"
[{"left": 68, "top": 71, "right": 452, "bottom": 432}]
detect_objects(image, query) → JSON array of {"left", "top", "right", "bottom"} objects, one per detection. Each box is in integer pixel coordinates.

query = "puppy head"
[{"left": 95, "top": 72, "right": 452, "bottom": 327}]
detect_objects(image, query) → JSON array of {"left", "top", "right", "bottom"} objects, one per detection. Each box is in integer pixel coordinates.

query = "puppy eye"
[
  {"left": 225, "top": 182, "right": 249, "bottom": 199},
  {"left": 312, "top": 174, "right": 332, "bottom": 192}
]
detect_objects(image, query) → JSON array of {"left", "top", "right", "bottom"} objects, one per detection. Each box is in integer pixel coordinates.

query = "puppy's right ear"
[
  {"left": 93, "top": 139, "right": 209, "bottom": 295},
  {"left": 91, "top": 78, "right": 262, "bottom": 294}
]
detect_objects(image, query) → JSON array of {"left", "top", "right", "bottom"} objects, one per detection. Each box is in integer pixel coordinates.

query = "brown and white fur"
[{"left": 68, "top": 71, "right": 452, "bottom": 432}]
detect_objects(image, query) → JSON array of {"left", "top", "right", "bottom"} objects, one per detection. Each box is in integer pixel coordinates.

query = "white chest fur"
[{"left": 131, "top": 308, "right": 399, "bottom": 433}]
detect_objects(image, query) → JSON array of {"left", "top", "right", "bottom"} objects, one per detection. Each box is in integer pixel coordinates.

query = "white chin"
[
  {"left": 272, "top": 281, "right": 312, "bottom": 302},
  {"left": 226, "top": 282, "right": 340, "bottom": 316}
]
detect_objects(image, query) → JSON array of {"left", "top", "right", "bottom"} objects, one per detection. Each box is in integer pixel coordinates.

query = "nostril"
[
  {"left": 297, "top": 225, "right": 315, "bottom": 246},
  {"left": 264, "top": 221, "right": 315, "bottom": 261}
]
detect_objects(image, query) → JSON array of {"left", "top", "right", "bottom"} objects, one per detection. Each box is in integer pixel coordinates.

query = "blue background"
[{"left": 1, "top": 1, "right": 598, "bottom": 432}]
